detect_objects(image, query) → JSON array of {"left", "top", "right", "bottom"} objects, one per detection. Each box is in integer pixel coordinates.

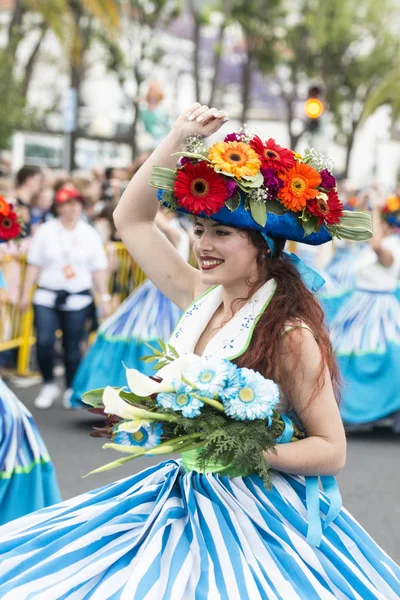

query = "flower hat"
[
  {"left": 150, "top": 131, "right": 372, "bottom": 246},
  {"left": 382, "top": 194, "right": 400, "bottom": 229},
  {"left": 0, "top": 194, "right": 23, "bottom": 288},
  {"left": 0, "top": 195, "right": 22, "bottom": 243}
]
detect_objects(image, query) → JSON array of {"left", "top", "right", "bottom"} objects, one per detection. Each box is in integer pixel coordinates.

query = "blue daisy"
[
  {"left": 219, "top": 366, "right": 245, "bottom": 402},
  {"left": 113, "top": 422, "right": 163, "bottom": 449},
  {"left": 182, "top": 357, "right": 237, "bottom": 397},
  {"left": 157, "top": 380, "right": 204, "bottom": 418},
  {"left": 222, "top": 368, "right": 280, "bottom": 421}
]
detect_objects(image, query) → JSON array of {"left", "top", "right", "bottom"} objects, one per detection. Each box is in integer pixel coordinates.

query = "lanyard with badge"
[{"left": 59, "top": 221, "right": 78, "bottom": 280}]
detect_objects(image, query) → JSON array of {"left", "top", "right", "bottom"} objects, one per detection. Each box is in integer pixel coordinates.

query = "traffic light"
[{"left": 304, "top": 86, "right": 324, "bottom": 132}]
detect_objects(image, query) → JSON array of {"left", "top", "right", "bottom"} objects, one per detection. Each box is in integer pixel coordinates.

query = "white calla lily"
[
  {"left": 102, "top": 387, "right": 151, "bottom": 420},
  {"left": 125, "top": 353, "right": 200, "bottom": 397}
]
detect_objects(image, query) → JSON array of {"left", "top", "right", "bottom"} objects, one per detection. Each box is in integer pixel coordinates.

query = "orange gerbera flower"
[
  {"left": 207, "top": 141, "right": 261, "bottom": 180},
  {"left": 278, "top": 163, "right": 322, "bottom": 212},
  {"left": 0, "top": 195, "right": 10, "bottom": 217}
]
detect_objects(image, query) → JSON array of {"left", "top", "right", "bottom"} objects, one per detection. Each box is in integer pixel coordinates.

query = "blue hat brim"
[{"left": 158, "top": 190, "right": 332, "bottom": 246}]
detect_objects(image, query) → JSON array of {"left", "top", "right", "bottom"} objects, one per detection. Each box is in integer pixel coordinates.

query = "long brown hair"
[{"left": 233, "top": 231, "right": 341, "bottom": 404}]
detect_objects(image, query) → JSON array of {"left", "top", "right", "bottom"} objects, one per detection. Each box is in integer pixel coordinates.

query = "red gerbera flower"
[
  {"left": 250, "top": 136, "right": 296, "bottom": 173},
  {"left": 0, "top": 210, "right": 21, "bottom": 240},
  {"left": 173, "top": 161, "right": 228, "bottom": 216},
  {"left": 307, "top": 190, "right": 344, "bottom": 226}
]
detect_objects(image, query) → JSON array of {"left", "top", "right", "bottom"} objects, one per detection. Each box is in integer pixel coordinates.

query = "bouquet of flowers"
[
  {"left": 83, "top": 343, "right": 304, "bottom": 487},
  {"left": 0, "top": 195, "right": 22, "bottom": 242},
  {"left": 149, "top": 131, "right": 371, "bottom": 241}
]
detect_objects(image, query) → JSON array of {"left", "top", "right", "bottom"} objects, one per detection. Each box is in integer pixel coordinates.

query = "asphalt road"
[{"left": 8, "top": 376, "right": 400, "bottom": 563}]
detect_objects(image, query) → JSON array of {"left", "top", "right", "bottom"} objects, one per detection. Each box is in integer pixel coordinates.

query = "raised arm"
[
  {"left": 370, "top": 206, "right": 393, "bottom": 267},
  {"left": 113, "top": 103, "right": 229, "bottom": 310}
]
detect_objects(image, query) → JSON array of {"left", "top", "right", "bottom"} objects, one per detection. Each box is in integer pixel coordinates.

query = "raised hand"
[{"left": 172, "top": 102, "right": 229, "bottom": 140}]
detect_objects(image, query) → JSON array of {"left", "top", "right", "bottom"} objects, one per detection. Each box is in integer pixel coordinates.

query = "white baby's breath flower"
[
  {"left": 248, "top": 186, "right": 268, "bottom": 204},
  {"left": 303, "top": 148, "right": 334, "bottom": 173}
]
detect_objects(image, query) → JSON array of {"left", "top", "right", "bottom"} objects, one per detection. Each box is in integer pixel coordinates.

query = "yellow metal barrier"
[
  {"left": 0, "top": 243, "right": 146, "bottom": 376},
  {"left": 108, "top": 242, "right": 147, "bottom": 304}
]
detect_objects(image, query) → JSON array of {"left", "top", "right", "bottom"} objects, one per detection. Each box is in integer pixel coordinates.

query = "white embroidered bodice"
[{"left": 168, "top": 278, "right": 292, "bottom": 414}]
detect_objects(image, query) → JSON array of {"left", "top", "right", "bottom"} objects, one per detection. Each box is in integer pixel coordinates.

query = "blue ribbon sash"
[{"left": 277, "top": 416, "right": 342, "bottom": 547}]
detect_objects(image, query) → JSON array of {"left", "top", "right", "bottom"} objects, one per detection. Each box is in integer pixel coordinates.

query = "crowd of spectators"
[{"left": 0, "top": 158, "right": 148, "bottom": 407}]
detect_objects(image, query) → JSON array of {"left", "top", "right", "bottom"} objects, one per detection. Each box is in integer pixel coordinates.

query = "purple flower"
[
  {"left": 224, "top": 132, "right": 243, "bottom": 143},
  {"left": 320, "top": 169, "right": 336, "bottom": 190},
  {"left": 226, "top": 178, "right": 239, "bottom": 199},
  {"left": 261, "top": 167, "right": 284, "bottom": 199},
  {"left": 179, "top": 156, "right": 192, "bottom": 166}
]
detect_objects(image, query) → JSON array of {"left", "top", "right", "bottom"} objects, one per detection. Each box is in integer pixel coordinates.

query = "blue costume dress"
[
  {"left": 71, "top": 280, "right": 182, "bottom": 404},
  {"left": 329, "top": 235, "right": 400, "bottom": 426},
  {"left": 289, "top": 242, "right": 346, "bottom": 323},
  {"left": 0, "top": 280, "right": 399, "bottom": 599},
  {"left": 0, "top": 378, "right": 61, "bottom": 525},
  {"left": 319, "top": 242, "right": 367, "bottom": 323},
  {"left": 71, "top": 222, "right": 189, "bottom": 406}
]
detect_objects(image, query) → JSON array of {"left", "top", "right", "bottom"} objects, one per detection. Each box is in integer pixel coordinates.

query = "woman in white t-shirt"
[
  {"left": 20, "top": 186, "right": 110, "bottom": 409},
  {"left": 329, "top": 200, "right": 400, "bottom": 430}
]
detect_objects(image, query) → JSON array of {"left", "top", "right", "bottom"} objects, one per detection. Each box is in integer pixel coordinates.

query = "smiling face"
[{"left": 192, "top": 218, "right": 261, "bottom": 288}]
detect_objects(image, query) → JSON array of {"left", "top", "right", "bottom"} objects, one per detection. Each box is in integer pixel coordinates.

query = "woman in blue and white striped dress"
[
  {"left": 0, "top": 104, "right": 399, "bottom": 599},
  {"left": 0, "top": 269, "right": 61, "bottom": 524},
  {"left": 330, "top": 203, "right": 400, "bottom": 429},
  {"left": 0, "top": 378, "right": 61, "bottom": 524}
]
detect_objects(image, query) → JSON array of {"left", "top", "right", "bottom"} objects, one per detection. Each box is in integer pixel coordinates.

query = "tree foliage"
[
  {"left": 0, "top": 53, "right": 26, "bottom": 149},
  {"left": 0, "top": 0, "right": 121, "bottom": 151},
  {"left": 313, "top": 0, "right": 400, "bottom": 175},
  {"left": 2, "top": 0, "right": 399, "bottom": 170},
  {"left": 269, "top": 0, "right": 400, "bottom": 174},
  {"left": 188, "top": 0, "right": 283, "bottom": 121}
]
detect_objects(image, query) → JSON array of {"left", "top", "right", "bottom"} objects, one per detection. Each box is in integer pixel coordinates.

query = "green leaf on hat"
[
  {"left": 300, "top": 207, "right": 313, "bottom": 222},
  {"left": 241, "top": 171, "right": 263, "bottom": 183},
  {"left": 265, "top": 199, "right": 285, "bottom": 216},
  {"left": 215, "top": 169, "right": 236, "bottom": 178},
  {"left": 237, "top": 171, "right": 264, "bottom": 190},
  {"left": 326, "top": 210, "right": 373, "bottom": 241},
  {"left": 249, "top": 199, "right": 267, "bottom": 227},
  {"left": 149, "top": 167, "right": 176, "bottom": 191},
  {"left": 301, "top": 215, "right": 319, "bottom": 236},
  {"left": 225, "top": 191, "right": 241, "bottom": 212}
]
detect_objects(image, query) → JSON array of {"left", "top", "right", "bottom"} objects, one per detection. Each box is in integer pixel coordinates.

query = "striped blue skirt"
[
  {"left": 71, "top": 280, "right": 181, "bottom": 406},
  {"left": 0, "top": 378, "right": 61, "bottom": 525},
  {"left": 0, "top": 459, "right": 398, "bottom": 599}
]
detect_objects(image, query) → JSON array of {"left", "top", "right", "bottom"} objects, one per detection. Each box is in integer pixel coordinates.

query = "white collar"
[{"left": 169, "top": 278, "right": 277, "bottom": 360}]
